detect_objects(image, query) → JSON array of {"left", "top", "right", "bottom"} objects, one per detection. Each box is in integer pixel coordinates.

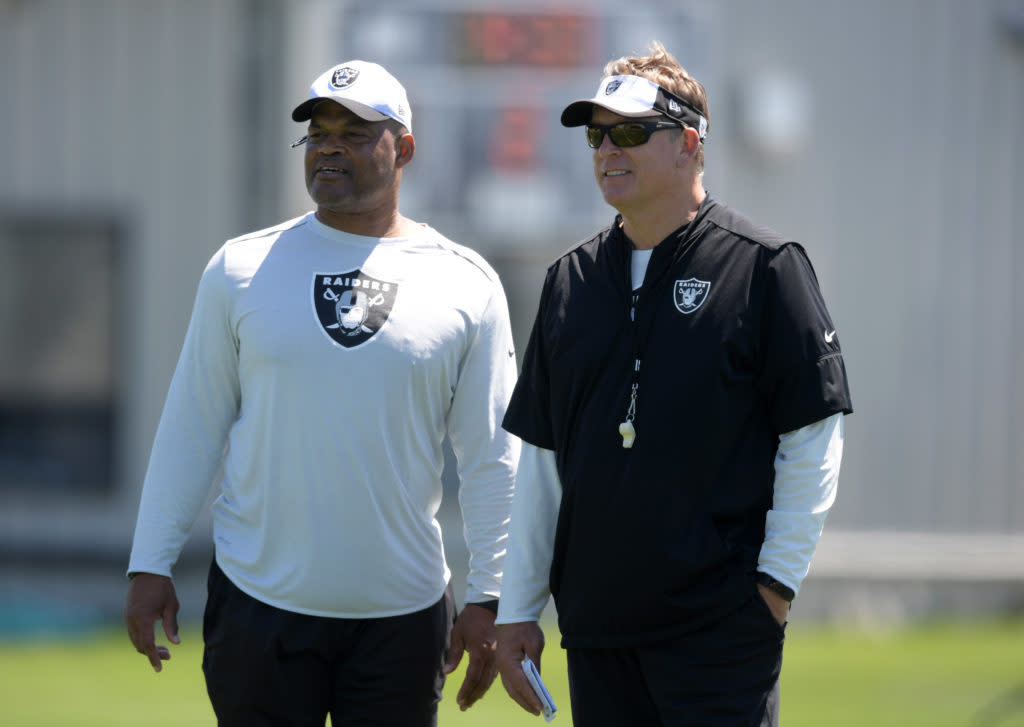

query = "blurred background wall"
[{"left": 0, "top": 0, "right": 1022, "bottom": 633}]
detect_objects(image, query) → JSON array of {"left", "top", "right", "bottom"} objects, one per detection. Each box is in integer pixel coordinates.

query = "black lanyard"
[{"left": 616, "top": 210, "right": 706, "bottom": 449}]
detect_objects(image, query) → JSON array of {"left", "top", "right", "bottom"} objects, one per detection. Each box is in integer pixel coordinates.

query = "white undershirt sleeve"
[
  {"left": 495, "top": 442, "right": 561, "bottom": 624},
  {"left": 757, "top": 412, "right": 844, "bottom": 596}
]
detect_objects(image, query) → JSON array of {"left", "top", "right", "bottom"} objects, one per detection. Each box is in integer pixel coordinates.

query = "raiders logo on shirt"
[
  {"left": 673, "top": 278, "right": 711, "bottom": 315},
  {"left": 313, "top": 270, "right": 398, "bottom": 348}
]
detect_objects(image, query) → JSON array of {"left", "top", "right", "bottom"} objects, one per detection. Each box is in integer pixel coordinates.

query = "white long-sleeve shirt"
[
  {"left": 129, "top": 213, "right": 520, "bottom": 618},
  {"left": 496, "top": 413, "right": 844, "bottom": 624}
]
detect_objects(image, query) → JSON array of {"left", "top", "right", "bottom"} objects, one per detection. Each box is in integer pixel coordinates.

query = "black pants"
[
  {"left": 201, "top": 560, "right": 456, "bottom": 727},
  {"left": 566, "top": 593, "right": 785, "bottom": 727}
]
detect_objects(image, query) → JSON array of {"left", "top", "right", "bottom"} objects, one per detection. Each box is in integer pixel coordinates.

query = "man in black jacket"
[{"left": 494, "top": 42, "right": 853, "bottom": 726}]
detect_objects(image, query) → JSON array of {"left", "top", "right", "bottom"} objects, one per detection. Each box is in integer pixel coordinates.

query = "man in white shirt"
[
  {"left": 123, "top": 60, "right": 520, "bottom": 726},
  {"left": 494, "top": 42, "right": 852, "bottom": 727}
]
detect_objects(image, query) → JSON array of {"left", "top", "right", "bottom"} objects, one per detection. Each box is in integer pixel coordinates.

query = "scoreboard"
[
  {"left": 453, "top": 11, "right": 600, "bottom": 68},
  {"left": 326, "top": 1, "right": 709, "bottom": 249}
]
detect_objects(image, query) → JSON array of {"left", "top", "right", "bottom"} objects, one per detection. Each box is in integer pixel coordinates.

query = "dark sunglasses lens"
[
  {"left": 586, "top": 123, "right": 653, "bottom": 148},
  {"left": 609, "top": 124, "right": 650, "bottom": 147}
]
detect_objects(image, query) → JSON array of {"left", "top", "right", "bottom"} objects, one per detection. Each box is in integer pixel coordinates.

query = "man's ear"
[
  {"left": 677, "top": 127, "right": 700, "bottom": 167},
  {"left": 395, "top": 133, "right": 415, "bottom": 169}
]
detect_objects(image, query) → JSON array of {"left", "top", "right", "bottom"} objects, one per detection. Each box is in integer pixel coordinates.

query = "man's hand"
[
  {"left": 443, "top": 603, "right": 498, "bottom": 710},
  {"left": 123, "top": 573, "right": 181, "bottom": 672},
  {"left": 757, "top": 583, "right": 791, "bottom": 626},
  {"left": 495, "top": 621, "right": 546, "bottom": 715}
]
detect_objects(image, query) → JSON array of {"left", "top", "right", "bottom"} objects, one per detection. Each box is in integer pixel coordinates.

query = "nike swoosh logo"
[{"left": 824, "top": 329, "right": 836, "bottom": 343}]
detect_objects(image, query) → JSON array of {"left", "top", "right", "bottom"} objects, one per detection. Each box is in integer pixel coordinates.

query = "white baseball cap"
[
  {"left": 561, "top": 74, "right": 708, "bottom": 141},
  {"left": 291, "top": 60, "right": 412, "bottom": 131}
]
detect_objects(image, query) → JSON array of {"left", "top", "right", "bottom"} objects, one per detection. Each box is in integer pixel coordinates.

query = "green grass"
[{"left": 1, "top": 619, "right": 1022, "bottom": 726}]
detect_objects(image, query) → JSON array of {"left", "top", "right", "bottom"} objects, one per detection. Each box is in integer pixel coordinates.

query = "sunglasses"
[{"left": 585, "top": 120, "right": 683, "bottom": 149}]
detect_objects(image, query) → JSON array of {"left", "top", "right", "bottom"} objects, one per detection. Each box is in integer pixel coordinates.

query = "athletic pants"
[
  {"left": 566, "top": 593, "right": 785, "bottom": 727},
  {"left": 201, "top": 560, "right": 456, "bottom": 727}
]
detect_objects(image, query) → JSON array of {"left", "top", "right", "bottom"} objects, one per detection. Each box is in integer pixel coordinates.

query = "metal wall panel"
[
  {"left": 0, "top": 0, "right": 255, "bottom": 545},
  {"left": 708, "top": 0, "right": 1024, "bottom": 533}
]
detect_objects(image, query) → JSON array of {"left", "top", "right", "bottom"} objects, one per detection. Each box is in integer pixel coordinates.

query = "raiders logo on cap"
[
  {"left": 313, "top": 270, "right": 398, "bottom": 348},
  {"left": 330, "top": 67, "right": 359, "bottom": 89},
  {"left": 605, "top": 78, "right": 624, "bottom": 95}
]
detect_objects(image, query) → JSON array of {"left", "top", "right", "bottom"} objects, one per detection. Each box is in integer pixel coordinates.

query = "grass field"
[{"left": 1, "top": 619, "right": 1023, "bottom": 726}]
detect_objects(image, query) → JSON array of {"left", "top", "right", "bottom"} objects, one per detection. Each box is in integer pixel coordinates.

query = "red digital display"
[{"left": 458, "top": 12, "right": 599, "bottom": 68}]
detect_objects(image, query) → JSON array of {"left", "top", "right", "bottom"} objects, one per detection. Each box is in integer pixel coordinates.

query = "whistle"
[{"left": 618, "top": 421, "right": 636, "bottom": 449}]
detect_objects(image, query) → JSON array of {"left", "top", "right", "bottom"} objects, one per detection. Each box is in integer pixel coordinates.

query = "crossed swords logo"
[{"left": 322, "top": 286, "right": 385, "bottom": 336}]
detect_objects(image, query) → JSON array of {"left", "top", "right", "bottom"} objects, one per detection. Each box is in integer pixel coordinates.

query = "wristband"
[{"left": 756, "top": 572, "right": 795, "bottom": 602}]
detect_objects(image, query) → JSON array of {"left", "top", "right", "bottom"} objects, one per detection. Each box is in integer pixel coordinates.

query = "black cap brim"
[
  {"left": 560, "top": 101, "right": 597, "bottom": 127},
  {"left": 291, "top": 98, "right": 321, "bottom": 122}
]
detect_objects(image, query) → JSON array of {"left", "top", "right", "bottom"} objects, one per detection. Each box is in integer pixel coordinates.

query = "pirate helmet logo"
[
  {"left": 313, "top": 270, "right": 398, "bottom": 348},
  {"left": 335, "top": 289, "right": 373, "bottom": 334}
]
